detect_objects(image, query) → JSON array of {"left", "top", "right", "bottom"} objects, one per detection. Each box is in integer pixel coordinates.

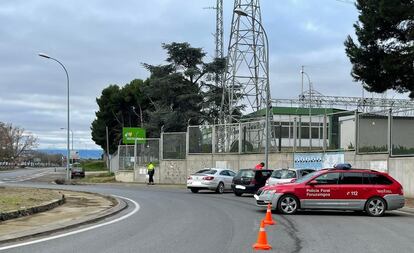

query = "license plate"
[
  {"left": 192, "top": 181, "right": 202, "bottom": 186},
  {"left": 235, "top": 185, "right": 246, "bottom": 190},
  {"left": 253, "top": 194, "right": 259, "bottom": 200}
]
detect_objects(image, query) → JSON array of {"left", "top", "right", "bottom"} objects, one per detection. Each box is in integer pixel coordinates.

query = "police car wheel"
[
  {"left": 234, "top": 191, "right": 242, "bottom": 197},
  {"left": 365, "top": 197, "right": 386, "bottom": 217},
  {"left": 278, "top": 194, "right": 298, "bottom": 214}
]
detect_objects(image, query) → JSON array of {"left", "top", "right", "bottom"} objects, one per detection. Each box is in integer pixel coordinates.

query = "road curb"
[
  {"left": 400, "top": 207, "right": 414, "bottom": 214},
  {"left": 0, "top": 194, "right": 128, "bottom": 245},
  {"left": 0, "top": 195, "right": 65, "bottom": 222}
]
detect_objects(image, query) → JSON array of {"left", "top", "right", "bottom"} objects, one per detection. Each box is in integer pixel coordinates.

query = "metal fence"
[
  {"left": 355, "top": 108, "right": 414, "bottom": 156},
  {"left": 134, "top": 138, "right": 160, "bottom": 165},
  {"left": 357, "top": 110, "right": 389, "bottom": 154},
  {"left": 118, "top": 145, "right": 135, "bottom": 170},
  {"left": 162, "top": 132, "right": 186, "bottom": 159},
  {"left": 188, "top": 125, "right": 213, "bottom": 153},
  {"left": 391, "top": 109, "right": 414, "bottom": 156},
  {"left": 114, "top": 108, "right": 414, "bottom": 169},
  {"left": 215, "top": 123, "right": 240, "bottom": 153}
]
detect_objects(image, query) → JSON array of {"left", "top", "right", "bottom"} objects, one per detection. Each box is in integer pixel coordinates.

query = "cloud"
[{"left": 1, "top": 0, "right": 399, "bottom": 150}]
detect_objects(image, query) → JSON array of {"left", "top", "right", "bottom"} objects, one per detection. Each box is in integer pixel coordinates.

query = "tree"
[
  {"left": 142, "top": 42, "right": 227, "bottom": 130},
  {"left": 91, "top": 79, "right": 149, "bottom": 154},
  {"left": 0, "top": 122, "right": 37, "bottom": 162},
  {"left": 91, "top": 42, "right": 227, "bottom": 152},
  {"left": 344, "top": 0, "right": 414, "bottom": 97}
]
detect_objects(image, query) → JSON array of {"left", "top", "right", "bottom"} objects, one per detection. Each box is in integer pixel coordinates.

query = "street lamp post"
[
  {"left": 39, "top": 53, "right": 71, "bottom": 181},
  {"left": 234, "top": 8, "right": 271, "bottom": 169},
  {"left": 60, "top": 128, "right": 74, "bottom": 151},
  {"left": 60, "top": 128, "right": 74, "bottom": 165}
]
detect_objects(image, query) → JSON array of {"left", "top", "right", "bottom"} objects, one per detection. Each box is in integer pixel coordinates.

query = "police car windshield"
[{"left": 295, "top": 170, "right": 319, "bottom": 183}]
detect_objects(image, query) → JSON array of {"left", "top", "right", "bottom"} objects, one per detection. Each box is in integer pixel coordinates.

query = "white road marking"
[{"left": 0, "top": 195, "right": 140, "bottom": 251}]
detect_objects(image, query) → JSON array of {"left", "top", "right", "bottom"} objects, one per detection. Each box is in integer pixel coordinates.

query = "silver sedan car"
[{"left": 187, "top": 168, "right": 236, "bottom": 194}]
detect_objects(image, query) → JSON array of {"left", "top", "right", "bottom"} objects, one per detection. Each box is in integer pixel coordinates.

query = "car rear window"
[
  {"left": 271, "top": 170, "right": 296, "bottom": 179},
  {"left": 196, "top": 169, "right": 211, "bottom": 174},
  {"left": 237, "top": 170, "right": 255, "bottom": 178},
  {"left": 198, "top": 170, "right": 216, "bottom": 175},
  {"left": 364, "top": 173, "right": 393, "bottom": 185}
]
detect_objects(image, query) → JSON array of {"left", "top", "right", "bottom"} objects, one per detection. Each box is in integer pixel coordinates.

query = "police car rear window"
[{"left": 364, "top": 173, "right": 393, "bottom": 185}]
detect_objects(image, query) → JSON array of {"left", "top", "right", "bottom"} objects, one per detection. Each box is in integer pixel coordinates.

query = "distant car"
[
  {"left": 266, "top": 168, "right": 316, "bottom": 186},
  {"left": 255, "top": 164, "right": 405, "bottom": 216},
  {"left": 231, "top": 169, "right": 273, "bottom": 196},
  {"left": 187, "top": 168, "right": 237, "bottom": 194},
  {"left": 71, "top": 165, "right": 85, "bottom": 179}
]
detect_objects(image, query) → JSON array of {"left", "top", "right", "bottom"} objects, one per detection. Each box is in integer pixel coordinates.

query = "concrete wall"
[
  {"left": 389, "top": 157, "right": 414, "bottom": 198},
  {"left": 115, "top": 170, "right": 134, "bottom": 183},
  {"left": 159, "top": 160, "right": 187, "bottom": 184},
  {"left": 114, "top": 150, "right": 414, "bottom": 198}
]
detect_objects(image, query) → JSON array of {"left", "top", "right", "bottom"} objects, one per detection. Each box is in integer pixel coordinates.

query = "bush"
[{"left": 81, "top": 161, "right": 107, "bottom": 171}]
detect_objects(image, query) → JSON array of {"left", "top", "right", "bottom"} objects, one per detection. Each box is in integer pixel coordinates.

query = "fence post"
[
  {"left": 354, "top": 110, "right": 359, "bottom": 154},
  {"left": 298, "top": 116, "right": 302, "bottom": 148},
  {"left": 238, "top": 123, "right": 242, "bottom": 154},
  {"left": 186, "top": 126, "right": 190, "bottom": 155},
  {"left": 212, "top": 125, "right": 216, "bottom": 154},
  {"left": 158, "top": 138, "right": 162, "bottom": 184},
  {"left": 323, "top": 114, "right": 327, "bottom": 152},
  {"left": 117, "top": 144, "right": 121, "bottom": 170},
  {"left": 293, "top": 117, "right": 297, "bottom": 152},
  {"left": 133, "top": 139, "right": 137, "bottom": 182},
  {"left": 387, "top": 108, "right": 392, "bottom": 156},
  {"left": 160, "top": 132, "right": 164, "bottom": 160}
]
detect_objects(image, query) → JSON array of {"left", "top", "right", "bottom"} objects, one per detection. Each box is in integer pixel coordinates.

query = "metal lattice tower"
[
  {"left": 215, "top": 0, "right": 224, "bottom": 60},
  {"left": 204, "top": 0, "right": 224, "bottom": 87},
  {"left": 222, "top": 0, "right": 268, "bottom": 122}
]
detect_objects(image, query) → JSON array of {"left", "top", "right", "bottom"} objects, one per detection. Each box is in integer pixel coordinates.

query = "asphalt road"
[
  {"left": 0, "top": 168, "right": 413, "bottom": 253},
  {"left": 0, "top": 167, "right": 62, "bottom": 183}
]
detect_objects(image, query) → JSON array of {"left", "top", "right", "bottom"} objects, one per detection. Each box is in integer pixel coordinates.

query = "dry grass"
[
  {"left": 0, "top": 187, "right": 62, "bottom": 212},
  {"left": 78, "top": 173, "right": 115, "bottom": 183}
]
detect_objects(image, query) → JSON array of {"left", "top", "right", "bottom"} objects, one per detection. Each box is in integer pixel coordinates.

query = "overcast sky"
[{"left": 0, "top": 0, "right": 405, "bottom": 150}]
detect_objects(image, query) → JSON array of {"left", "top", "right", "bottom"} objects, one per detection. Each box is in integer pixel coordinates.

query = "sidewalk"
[
  {"left": 0, "top": 190, "right": 126, "bottom": 243},
  {"left": 401, "top": 198, "right": 414, "bottom": 214}
]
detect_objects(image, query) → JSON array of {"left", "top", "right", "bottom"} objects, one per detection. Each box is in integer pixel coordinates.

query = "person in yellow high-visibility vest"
[{"left": 147, "top": 162, "right": 155, "bottom": 185}]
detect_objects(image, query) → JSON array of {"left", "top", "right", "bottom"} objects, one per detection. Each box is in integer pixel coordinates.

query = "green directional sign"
[{"left": 122, "top": 127, "right": 146, "bottom": 144}]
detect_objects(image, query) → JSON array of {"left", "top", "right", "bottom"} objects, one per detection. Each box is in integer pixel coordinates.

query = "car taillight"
[
  {"left": 187, "top": 176, "right": 192, "bottom": 180},
  {"left": 399, "top": 186, "right": 404, "bottom": 195},
  {"left": 203, "top": 176, "right": 214, "bottom": 180}
]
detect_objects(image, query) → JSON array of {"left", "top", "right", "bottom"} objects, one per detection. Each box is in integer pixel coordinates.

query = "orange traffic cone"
[
  {"left": 252, "top": 220, "right": 272, "bottom": 250},
  {"left": 263, "top": 203, "right": 275, "bottom": 226}
]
